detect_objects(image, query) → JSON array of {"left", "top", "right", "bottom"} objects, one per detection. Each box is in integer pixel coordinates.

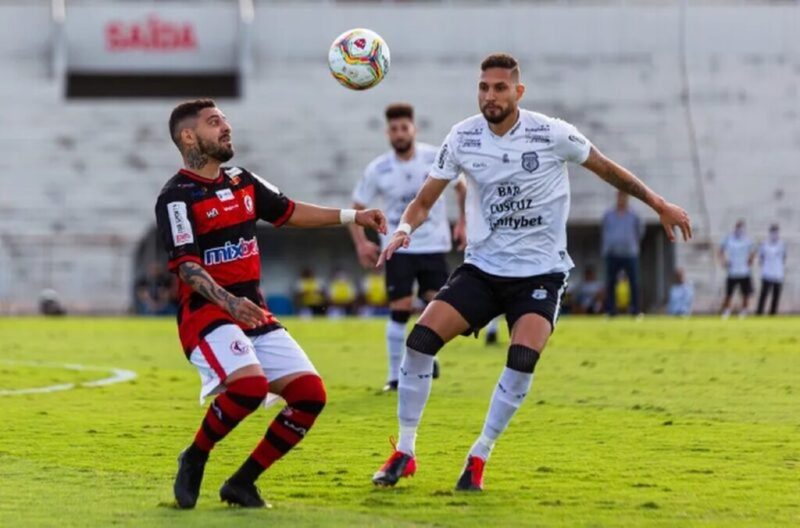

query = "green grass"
[{"left": 0, "top": 316, "right": 798, "bottom": 527}]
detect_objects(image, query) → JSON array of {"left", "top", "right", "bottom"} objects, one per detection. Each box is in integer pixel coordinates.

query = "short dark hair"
[
  {"left": 385, "top": 103, "right": 414, "bottom": 122},
  {"left": 169, "top": 98, "right": 217, "bottom": 148},
  {"left": 480, "top": 53, "right": 521, "bottom": 81}
]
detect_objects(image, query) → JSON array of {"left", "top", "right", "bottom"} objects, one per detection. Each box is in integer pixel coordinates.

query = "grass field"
[{"left": 0, "top": 316, "right": 798, "bottom": 527}]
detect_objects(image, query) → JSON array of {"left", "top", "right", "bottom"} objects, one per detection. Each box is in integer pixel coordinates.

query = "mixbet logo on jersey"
[{"left": 204, "top": 237, "right": 259, "bottom": 266}]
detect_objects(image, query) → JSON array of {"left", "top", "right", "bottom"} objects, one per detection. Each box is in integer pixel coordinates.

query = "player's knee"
[
  {"left": 506, "top": 344, "right": 540, "bottom": 374},
  {"left": 406, "top": 324, "right": 445, "bottom": 356},
  {"left": 283, "top": 374, "right": 327, "bottom": 415},
  {"left": 227, "top": 375, "right": 270, "bottom": 409},
  {"left": 390, "top": 310, "right": 411, "bottom": 324}
]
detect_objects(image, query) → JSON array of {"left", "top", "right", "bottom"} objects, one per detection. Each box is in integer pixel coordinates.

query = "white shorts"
[{"left": 188, "top": 325, "right": 317, "bottom": 405}]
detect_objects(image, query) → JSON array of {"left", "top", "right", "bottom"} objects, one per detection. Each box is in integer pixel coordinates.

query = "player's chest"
[
  {"left": 190, "top": 185, "right": 257, "bottom": 232},
  {"left": 459, "top": 138, "right": 557, "bottom": 183},
  {"left": 376, "top": 169, "right": 426, "bottom": 201}
]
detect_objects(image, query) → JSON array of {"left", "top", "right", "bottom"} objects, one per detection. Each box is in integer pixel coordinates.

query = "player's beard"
[
  {"left": 481, "top": 103, "right": 513, "bottom": 124},
  {"left": 198, "top": 136, "right": 234, "bottom": 163},
  {"left": 391, "top": 138, "right": 412, "bottom": 155}
]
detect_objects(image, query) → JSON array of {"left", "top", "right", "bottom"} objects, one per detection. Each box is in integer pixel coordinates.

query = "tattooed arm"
[
  {"left": 582, "top": 147, "right": 693, "bottom": 242},
  {"left": 178, "top": 261, "right": 268, "bottom": 328}
]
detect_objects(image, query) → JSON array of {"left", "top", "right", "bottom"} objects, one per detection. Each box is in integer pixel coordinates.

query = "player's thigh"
[
  {"left": 187, "top": 324, "right": 263, "bottom": 403},
  {"left": 425, "top": 264, "right": 501, "bottom": 341},
  {"left": 741, "top": 277, "right": 754, "bottom": 297},
  {"left": 504, "top": 272, "right": 569, "bottom": 352},
  {"left": 251, "top": 328, "right": 318, "bottom": 388},
  {"left": 416, "top": 253, "right": 450, "bottom": 302},
  {"left": 725, "top": 277, "right": 736, "bottom": 298},
  {"left": 385, "top": 253, "right": 416, "bottom": 302}
]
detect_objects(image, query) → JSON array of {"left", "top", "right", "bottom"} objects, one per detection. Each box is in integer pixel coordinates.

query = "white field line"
[{"left": 0, "top": 360, "right": 137, "bottom": 396}]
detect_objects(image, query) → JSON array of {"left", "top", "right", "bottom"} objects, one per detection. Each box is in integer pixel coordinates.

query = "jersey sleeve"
[
  {"left": 352, "top": 165, "right": 378, "bottom": 206},
  {"left": 428, "top": 129, "right": 461, "bottom": 181},
  {"left": 155, "top": 191, "right": 203, "bottom": 272},
  {"left": 248, "top": 171, "right": 296, "bottom": 227},
  {"left": 552, "top": 118, "right": 592, "bottom": 164}
]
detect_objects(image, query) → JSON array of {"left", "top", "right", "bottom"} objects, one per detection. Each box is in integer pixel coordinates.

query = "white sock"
[
  {"left": 397, "top": 348, "right": 435, "bottom": 455},
  {"left": 469, "top": 367, "right": 533, "bottom": 461},
  {"left": 486, "top": 317, "right": 500, "bottom": 334},
  {"left": 386, "top": 320, "right": 406, "bottom": 382}
]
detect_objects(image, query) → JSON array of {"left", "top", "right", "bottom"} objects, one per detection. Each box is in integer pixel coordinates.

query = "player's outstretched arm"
[
  {"left": 377, "top": 176, "right": 450, "bottom": 266},
  {"left": 286, "top": 202, "right": 387, "bottom": 234},
  {"left": 178, "top": 261, "right": 269, "bottom": 328},
  {"left": 582, "top": 147, "right": 692, "bottom": 242}
]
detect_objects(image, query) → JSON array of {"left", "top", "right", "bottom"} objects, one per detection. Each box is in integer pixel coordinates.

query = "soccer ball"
[{"left": 328, "top": 28, "right": 390, "bottom": 90}]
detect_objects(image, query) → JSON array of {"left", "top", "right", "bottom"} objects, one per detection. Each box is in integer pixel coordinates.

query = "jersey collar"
[
  {"left": 486, "top": 111, "right": 522, "bottom": 141},
  {"left": 178, "top": 168, "right": 224, "bottom": 185}
]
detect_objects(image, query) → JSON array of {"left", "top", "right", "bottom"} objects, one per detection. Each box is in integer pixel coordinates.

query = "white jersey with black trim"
[
  {"left": 352, "top": 143, "right": 452, "bottom": 254},
  {"left": 429, "top": 109, "right": 592, "bottom": 277}
]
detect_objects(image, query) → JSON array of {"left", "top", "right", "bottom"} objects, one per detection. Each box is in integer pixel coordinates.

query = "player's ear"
[
  {"left": 515, "top": 82, "right": 525, "bottom": 101},
  {"left": 180, "top": 127, "right": 196, "bottom": 147}
]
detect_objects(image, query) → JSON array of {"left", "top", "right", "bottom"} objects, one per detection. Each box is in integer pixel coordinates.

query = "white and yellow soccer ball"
[{"left": 328, "top": 28, "right": 390, "bottom": 90}]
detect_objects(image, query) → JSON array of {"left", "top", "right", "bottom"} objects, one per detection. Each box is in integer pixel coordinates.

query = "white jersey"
[
  {"left": 352, "top": 143, "right": 452, "bottom": 254},
  {"left": 720, "top": 234, "right": 754, "bottom": 278},
  {"left": 759, "top": 239, "right": 786, "bottom": 281},
  {"left": 429, "top": 109, "right": 591, "bottom": 277}
]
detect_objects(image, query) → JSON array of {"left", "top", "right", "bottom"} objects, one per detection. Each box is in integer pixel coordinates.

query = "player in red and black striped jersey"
[{"left": 156, "top": 99, "right": 386, "bottom": 509}]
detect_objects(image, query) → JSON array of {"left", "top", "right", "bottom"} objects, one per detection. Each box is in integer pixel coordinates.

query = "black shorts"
[
  {"left": 726, "top": 276, "right": 753, "bottom": 297},
  {"left": 434, "top": 263, "right": 568, "bottom": 334},
  {"left": 385, "top": 252, "right": 450, "bottom": 302}
]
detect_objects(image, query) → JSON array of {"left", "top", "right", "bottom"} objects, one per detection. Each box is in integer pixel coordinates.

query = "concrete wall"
[{"left": 0, "top": 2, "right": 798, "bottom": 312}]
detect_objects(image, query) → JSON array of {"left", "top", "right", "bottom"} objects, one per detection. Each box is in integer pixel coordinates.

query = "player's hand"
[
  {"left": 356, "top": 240, "right": 381, "bottom": 269},
  {"left": 377, "top": 231, "right": 410, "bottom": 267},
  {"left": 658, "top": 201, "right": 692, "bottom": 242},
  {"left": 355, "top": 209, "right": 388, "bottom": 235},
  {"left": 452, "top": 217, "right": 467, "bottom": 251},
  {"left": 226, "top": 296, "right": 270, "bottom": 329}
]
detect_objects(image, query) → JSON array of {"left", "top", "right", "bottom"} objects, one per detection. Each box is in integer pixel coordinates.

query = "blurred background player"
[
  {"left": 719, "top": 219, "right": 755, "bottom": 318},
  {"left": 348, "top": 103, "right": 466, "bottom": 391},
  {"left": 666, "top": 268, "right": 694, "bottom": 316},
  {"left": 371, "top": 53, "right": 692, "bottom": 492},
  {"left": 756, "top": 224, "right": 786, "bottom": 316},
  {"left": 327, "top": 267, "right": 357, "bottom": 318},
  {"left": 294, "top": 268, "right": 327, "bottom": 318},
  {"left": 602, "top": 191, "right": 644, "bottom": 316},
  {"left": 157, "top": 99, "right": 386, "bottom": 509},
  {"left": 572, "top": 265, "right": 605, "bottom": 315}
]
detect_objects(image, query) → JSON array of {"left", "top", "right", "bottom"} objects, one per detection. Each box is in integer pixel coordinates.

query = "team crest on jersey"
[
  {"left": 244, "top": 195, "right": 254, "bottom": 214},
  {"left": 521, "top": 151, "right": 539, "bottom": 173}
]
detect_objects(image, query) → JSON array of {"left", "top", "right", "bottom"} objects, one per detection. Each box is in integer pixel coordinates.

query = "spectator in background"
[
  {"left": 360, "top": 270, "right": 389, "bottom": 316},
  {"left": 39, "top": 288, "right": 66, "bottom": 316},
  {"left": 666, "top": 268, "right": 694, "bottom": 316},
  {"left": 572, "top": 266, "right": 604, "bottom": 314},
  {"left": 294, "top": 268, "right": 327, "bottom": 317},
  {"left": 327, "top": 268, "right": 357, "bottom": 318},
  {"left": 602, "top": 191, "right": 644, "bottom": 315},
  {"left": 719, "top": 219, "right": 755, "bottom": 318},
  {"left": 134, "top": 262, "right": 177, "bottom": 316},
  {"left": 756, "top": 223, "right": 786, "bottom": 316}
]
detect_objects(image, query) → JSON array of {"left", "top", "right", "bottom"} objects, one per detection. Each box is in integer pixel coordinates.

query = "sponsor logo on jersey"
[
  {"left": 204, "top": 237, "right": 259, "bottom": 266},
  {"left": 457, "top": 127, "right": 482, "bottom": 136},
  {"left": 568, "top": 134, "right": 586, "bottom": 145},
  {"left": 230, "top": 339, "right": 254, "bottom": 356},
  {"left": 491, "top": 215, "right": 544, "bottom": 231},
  {"left": 216, "top": 189, "right": 235, "bottom": 201},
  {"left": 532, "top": 288, "right": 547, "bottom": 300},
  {"left": 521, "top": 151, "right": 539, "bottom": 173},
  {"left": 460, "top": 138, "right": 481, "bottom": 149},
  {"left": 472, "top": 161, "right": 489, "bottom": 169},
  {"left": 526, "top": 125, "right": 550, "bottom": 133},
  {"left": 167, "top": 201, "right": 194, "bottom": 246},
  {"left": 502, "top": 153, "right": 510, "bottom": 164},
  {"left": 244, "top": 195, "right": 254, "bottom": 214},
  {"left": 526, "top": 134, "right": 550, "bottom": 144},
  {"left": 206, "top": 208, "right": 219, "bottom": 219}
]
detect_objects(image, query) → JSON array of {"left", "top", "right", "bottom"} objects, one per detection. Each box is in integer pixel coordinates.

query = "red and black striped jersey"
[{"left": 155, "top": 166, "right": 295, "bottom": 355}]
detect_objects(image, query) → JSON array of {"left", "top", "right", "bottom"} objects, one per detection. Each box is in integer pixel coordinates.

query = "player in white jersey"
[
  {"left": 718, "top": 219, "right": 756, "bottom": 318},
  {"left": 756, "top": 223, "right": 786, "bottom": 316},
  {"left": 371, "top": 54, "right": 692, "bottom": 491},
  {"left": 349, "top": 103, "right": 466, "bottom": 391}
]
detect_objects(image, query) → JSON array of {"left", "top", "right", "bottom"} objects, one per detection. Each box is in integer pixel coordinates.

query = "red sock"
[
  {"left": 231, "top": 375, "right": 326, "bottom": 483},
  {"left": 192, "top": 375, "right": 269, "bottom": 452}
]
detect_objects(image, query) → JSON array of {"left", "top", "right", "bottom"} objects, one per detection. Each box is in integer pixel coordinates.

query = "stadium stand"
[{"left": 0, "top": 1, "right": 797, "bottom": 313}]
